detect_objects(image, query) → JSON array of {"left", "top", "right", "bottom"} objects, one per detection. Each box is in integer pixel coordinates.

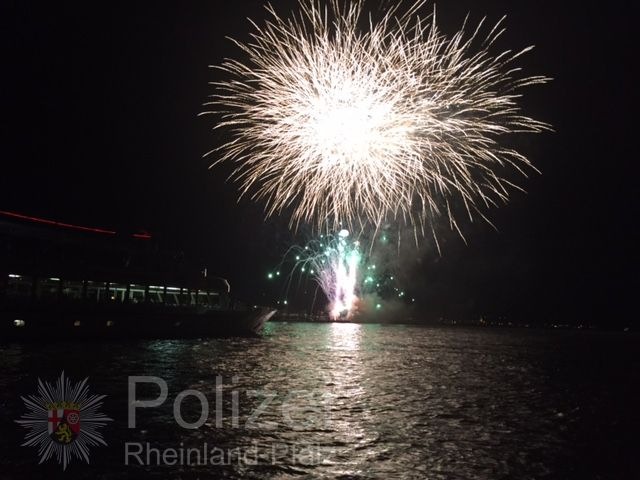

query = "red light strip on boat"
[
  {"left": 0, "top": 210, "right": 152, "bottom": 239},
  {"left": 0, "top": 210, "right": 117, "bottom": 235},
  {"left": 132, "top": 233, "right": 152, "bottom": 240}
]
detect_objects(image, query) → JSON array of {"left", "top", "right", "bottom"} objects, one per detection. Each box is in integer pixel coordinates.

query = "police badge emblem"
[{"left": 16, "top": 372, "right": 112, "bottom": 469}]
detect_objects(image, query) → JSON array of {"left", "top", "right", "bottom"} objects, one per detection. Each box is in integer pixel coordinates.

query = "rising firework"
[
  {"left": 284, "top": 230, "right": 362, "bottom": 319},
  {"left": 270, "top": 230, "right": 411, "bottom": 319},
  {"left": 202, "top": 0, "right": 549, "bottom": 241}
]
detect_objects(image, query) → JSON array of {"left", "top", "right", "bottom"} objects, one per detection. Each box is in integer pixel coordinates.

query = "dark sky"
[{"left": 0, "top": 1, "right": 635, "bottom": 326}]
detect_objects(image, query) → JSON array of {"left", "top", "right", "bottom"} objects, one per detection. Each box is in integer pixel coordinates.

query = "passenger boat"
[
  {"left": 0, "top": 211, "right": 276, "bottom": 340},
  {"left": 0, "top": 274, "right": 275, "bottom": 340}
]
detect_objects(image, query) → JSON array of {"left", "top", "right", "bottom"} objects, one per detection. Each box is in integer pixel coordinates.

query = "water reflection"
[
  {"left": 320, "top": 322, "right": 379, "bottom": 475},
  {"left": 328, "top": 322, "right": 362, "bottom": 351},
  {"left": 1, "top": 324, "right": 635, "bottom": 479}
]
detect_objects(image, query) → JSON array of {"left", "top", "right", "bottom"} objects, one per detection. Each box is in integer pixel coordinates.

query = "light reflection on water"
[
  {"left": 329, "top": 322, "right": 362, "bottom": 351},
  {"left": 0, "top": 323, "right": 638, "bottom": 479}
]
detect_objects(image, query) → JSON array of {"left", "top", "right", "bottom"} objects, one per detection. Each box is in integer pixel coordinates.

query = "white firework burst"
[
  {"left": 15, "top": 372, "right": 113, "bottom": 470},
  {"left": 202, "top": 0, "right": 550, "bottom": 242}
]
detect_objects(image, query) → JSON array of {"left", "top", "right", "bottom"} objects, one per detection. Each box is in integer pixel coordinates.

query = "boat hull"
[{"left": 0, "top": 304, "right": 276, "bottom": 341}]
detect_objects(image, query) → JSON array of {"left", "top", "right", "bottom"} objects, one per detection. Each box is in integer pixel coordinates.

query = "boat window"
[
  {"left": 62, "top": 280, "right": 84, "bottom": 300},
  {"left": 148, "top": 286, "right": 165, "bottom": 304},
  {"left": 129, "top": 284, "right": 146, "bottom": 304},
  {"left": 165, "top": 287, "right": 181, "bottom": 306},
  {"left": 39, "top": 277, "right": 60, "bottom": 301},
  {"left": 178, "top": 289, "right": 188, "bottom": 305},
  {"left": 86, "top": 281, "right": 106, "bottom": 302},
  {"left": 197, "top": 291, "right": 210, "bottom": 306},
  {"left": 109, "top": 283, "right": 128, "bottom": 302},
  {"left": 186, "top": 291, "right": 196, "bottom": 306},
  {"left": 5, "top": 274, "right": 32, "bottom": 298}
]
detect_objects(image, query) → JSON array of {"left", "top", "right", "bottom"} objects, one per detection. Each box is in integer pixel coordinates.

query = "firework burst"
[{"left": 202, "top": 0, "right": 549, "bottom": 240}]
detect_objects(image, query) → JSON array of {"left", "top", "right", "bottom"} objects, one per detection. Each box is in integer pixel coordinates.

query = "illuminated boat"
[
  {"left": 0, "top": 211, "right": 275, "bottom": 340},
  {"left": 0, "top": 274, "right": 276, "bottom": 340}
]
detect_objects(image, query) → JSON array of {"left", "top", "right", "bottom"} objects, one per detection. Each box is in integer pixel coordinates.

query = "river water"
[{"left": 0, "top": 322, "right": 638, "bottom": 479}]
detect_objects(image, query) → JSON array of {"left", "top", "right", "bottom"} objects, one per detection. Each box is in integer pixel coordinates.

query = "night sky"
[{"left": 0, "top": 1, "right": 635, "bottom": 326}]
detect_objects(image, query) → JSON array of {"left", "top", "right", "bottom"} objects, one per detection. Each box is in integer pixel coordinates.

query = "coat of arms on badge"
[{"left": 16, "top": 372, "right": 112, "bottom": 470}]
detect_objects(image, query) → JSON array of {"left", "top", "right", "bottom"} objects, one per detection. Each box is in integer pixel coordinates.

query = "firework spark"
[
  {"left": 272, "top": 230, "right": 412, "bottom": 319},
  {"left": 202, "top": 0, "right": 549, "bottom": 240},
  {"left": 285, "top": 230, "right": 362, "bottom": 319}
]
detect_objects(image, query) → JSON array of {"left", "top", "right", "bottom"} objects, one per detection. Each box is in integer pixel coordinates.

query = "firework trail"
[
  {"left": 328, "top": 230, "right": 360, "bottom": 318},
  {"left": 203, "top": 0, "right": 549, "bottom": 242}
]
